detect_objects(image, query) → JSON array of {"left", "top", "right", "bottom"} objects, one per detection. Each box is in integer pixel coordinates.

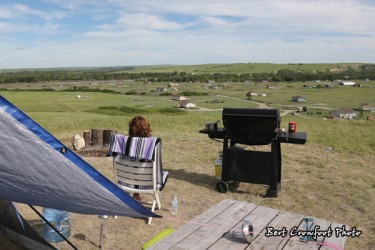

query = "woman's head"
[{"left": 128, "top": 116, "right": 152, "bottom": 137}]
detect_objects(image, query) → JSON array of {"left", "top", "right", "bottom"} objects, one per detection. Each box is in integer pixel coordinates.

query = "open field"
[
  {"left": 1, "top": 78, "right": 374, "bottom": 110},
  {"left": 0, "top": 79, "right": 375, "bottom": 250},
  {"left": 0, "top": 62, "right": 363, "bottom": 74}
]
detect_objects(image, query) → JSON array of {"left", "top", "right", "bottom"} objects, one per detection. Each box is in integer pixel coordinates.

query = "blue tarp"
[{"left": 0, "top": 95, "right": 156, "bottom": 218}]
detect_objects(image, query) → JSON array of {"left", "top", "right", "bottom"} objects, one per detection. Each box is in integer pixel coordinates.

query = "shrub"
[
  {"left": 119, "top": 106, "right": 148, "bottom": 113},
  {"left": 205, "top": 100, "right": 224, "bottom": 104},
  {"left": 125, "top": 90, "right": 138, "bottom": 95},
  {"left": 159, "top": 92, "right": 172, "bottom": 96},
  {"left": 158, "top": 108, "right": 187, "bottom": 114},
  {"left": 179, "top": 91, "right": 208, "bottom": 96},
  {"left": 98, "top": 106, "right": 119, "bottom": 110}
]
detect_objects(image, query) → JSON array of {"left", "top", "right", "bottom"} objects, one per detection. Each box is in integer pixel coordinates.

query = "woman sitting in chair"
[
  {"left": 100, "top": 116, "right": 154, "bottom": 219},
  {"left": 128, "top": 116, "right": 152, "bottom": 201}
]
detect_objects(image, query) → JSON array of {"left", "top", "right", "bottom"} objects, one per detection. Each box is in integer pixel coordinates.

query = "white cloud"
[
  {"left": 0, "top": 21, "right": 63, "bottom": 35},
  {"left": 116, "top": 13, "right": 184, "bottom": 30},
  {"left": 0, "top": 7, "right": 15, "bottom": 18},
  {"left": 1, "top": 0, "right": 375, "bottom": 68},
  {"left": 12, "top": 4, "right": 60, "bottom": 20},
  {"left": 199, "top": 16, "right": 230, "bottom": 26}
]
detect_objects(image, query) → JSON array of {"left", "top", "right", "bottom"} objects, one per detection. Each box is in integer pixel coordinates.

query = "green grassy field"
[
  {"left": 1, "top": 77, "right": 375, "bottom": 249},
  {"left": 0, "top": 63, "right": 347, "bottom": 74},
  {"left": 116, "top": 63, "right": 353, "bottom": 74},
  {"left": 2, "top": 79, "right": 374, "bottom": 110}
]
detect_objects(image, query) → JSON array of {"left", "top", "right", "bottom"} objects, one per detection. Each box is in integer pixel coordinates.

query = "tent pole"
[
  {"left": 29, "top": 205, "right": 78, "bottom": 250},
  {"left": 99, "top": 223, "right": 103, "bottom": 248}
]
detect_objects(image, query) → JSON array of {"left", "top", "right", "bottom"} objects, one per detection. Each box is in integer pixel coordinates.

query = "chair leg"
[
  {"left": 148, "top": 199, "right": 157, "bottom": 225},
  {"left": 155, "top": 192, "right": 161, "bottom": 210}
]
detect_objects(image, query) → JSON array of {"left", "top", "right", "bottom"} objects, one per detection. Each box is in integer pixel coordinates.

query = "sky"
[{"left": 0, "top": 0, "right": 374, "bottom": 69}]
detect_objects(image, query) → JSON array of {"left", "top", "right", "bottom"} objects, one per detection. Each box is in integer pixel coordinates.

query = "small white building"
[
  {"left": 331, "top": 109, "right": 357, "bottom": 119},
  {"left": 292, "top": 96, "right": 307, "bottom": 103},
  {"left": 179, "top": 100, "right": 196, "bottom": 109},
  {"left": 156, "top": 87, "right": 168, "bottom": 92},
  {"left": 172, "top": 94, "right": 187, "bottom": 101},
  {"left": 359, "top": 103, "right": 375, "bottom": 112}
]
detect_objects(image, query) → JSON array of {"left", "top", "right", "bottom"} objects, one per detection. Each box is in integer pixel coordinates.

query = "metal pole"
[{"left": 99, "top": 224, "right": 104, "bottom": 248}]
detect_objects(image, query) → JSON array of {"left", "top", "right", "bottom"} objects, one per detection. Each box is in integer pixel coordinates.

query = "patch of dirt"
[{"left": 77, "top": 146, "right": 109, "bottom": 157}]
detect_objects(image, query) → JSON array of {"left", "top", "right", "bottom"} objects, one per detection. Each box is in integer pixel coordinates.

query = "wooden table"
[{"left": 149, "top": 199, "right": 349, "bottom": 250}]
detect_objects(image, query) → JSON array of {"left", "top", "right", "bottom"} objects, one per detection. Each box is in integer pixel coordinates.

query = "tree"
[{"left": 246, "top": 91, "right": 253, "bottom": 100}]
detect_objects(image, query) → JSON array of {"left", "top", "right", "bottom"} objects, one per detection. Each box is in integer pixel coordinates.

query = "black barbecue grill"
[{"left": 200, "top": 108, "right": 307, "bottom": 197}]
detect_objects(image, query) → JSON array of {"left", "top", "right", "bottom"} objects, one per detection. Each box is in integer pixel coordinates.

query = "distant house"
[
  {"left": 292, "top": 96, "right": 307, "bottom": 102},
  {"left": 208, "top": 80, "right": 215, "bottom": 84},
  {"left": 338, "top": 81, "right": 356, "bottom": 86},
  {"left": 179, "top": 100, "right": 196, "bottom": 109},
  {"left": 156, "top": 87, "right": 167, "bottom": 92},
  {"left": 172, "top": 94, "right": 187, "bottom": 101},
  {"left": 331, "top": 109, "right": 357, "bottom": 119},
  {"left": 303, "top": 84, "right": 314, "bottom": 88},
  {"left": 266, "top": 85, "right": 279, "bottom": 89},
  {"left": 359, "top": 103, "right": 375, "bottom": 112}
]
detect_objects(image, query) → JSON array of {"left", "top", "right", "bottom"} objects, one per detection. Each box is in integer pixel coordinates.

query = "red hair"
[{"left": 128, "top": 116, "right": 152, "bottom": 137}]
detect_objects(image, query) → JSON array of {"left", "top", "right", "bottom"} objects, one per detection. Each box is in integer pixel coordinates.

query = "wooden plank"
[
  {"left": 167, "top": 200, "right": 256, "bottom": 250},
  {"left": 283, "top": 217, "right": 332, "bottom": 250},
  {"left": 209, "top": 205, "right": 280, "bottom": 250},
  {"left": 150, "top": 199, "right": 349, "bottom": 250},
  {"left": 149, "top": 199, "right": 236, "bottom": 250},
  {"left": 247, "top": 211, "right": 304, "bottom": 250},
  {"left": 320, "top": 222, "right": 349, "bottom": 250}
]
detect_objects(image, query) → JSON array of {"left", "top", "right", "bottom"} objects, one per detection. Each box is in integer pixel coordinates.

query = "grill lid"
[{"left": 222, "top": 108, "right": 280, "bottom": 145}]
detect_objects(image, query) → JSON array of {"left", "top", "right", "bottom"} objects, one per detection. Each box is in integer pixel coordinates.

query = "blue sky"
[{"left": 0, "top": 0, "right": 374, "bottom": 69}]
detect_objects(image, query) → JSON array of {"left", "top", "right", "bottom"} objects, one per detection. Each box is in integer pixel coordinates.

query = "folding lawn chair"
[{"left": 111, "top": 135, "right": 168, "bottom": 225}]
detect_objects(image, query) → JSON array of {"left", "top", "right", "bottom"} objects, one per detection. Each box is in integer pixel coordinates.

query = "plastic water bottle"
[
  {"left": 171, "top": 197, "right": 178, "bottom": 215},
  {"left": 43, "top": 208, "right": 71, "bottom": 243},
  {"left": 214, "top": 152, "right": 223, "bottom": 179}
]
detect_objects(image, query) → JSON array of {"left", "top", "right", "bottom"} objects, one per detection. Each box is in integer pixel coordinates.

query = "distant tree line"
[
  {"left": 0, "top": 86, "right": 121, "bottom": 94},
  {"left": 1, "top": 64, "right": 374, "bottom": 84}
]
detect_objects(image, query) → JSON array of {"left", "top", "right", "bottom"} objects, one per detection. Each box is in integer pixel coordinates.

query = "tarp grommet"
[{"left": 60, "top": 147, "right": 67, "bottom": 154}]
